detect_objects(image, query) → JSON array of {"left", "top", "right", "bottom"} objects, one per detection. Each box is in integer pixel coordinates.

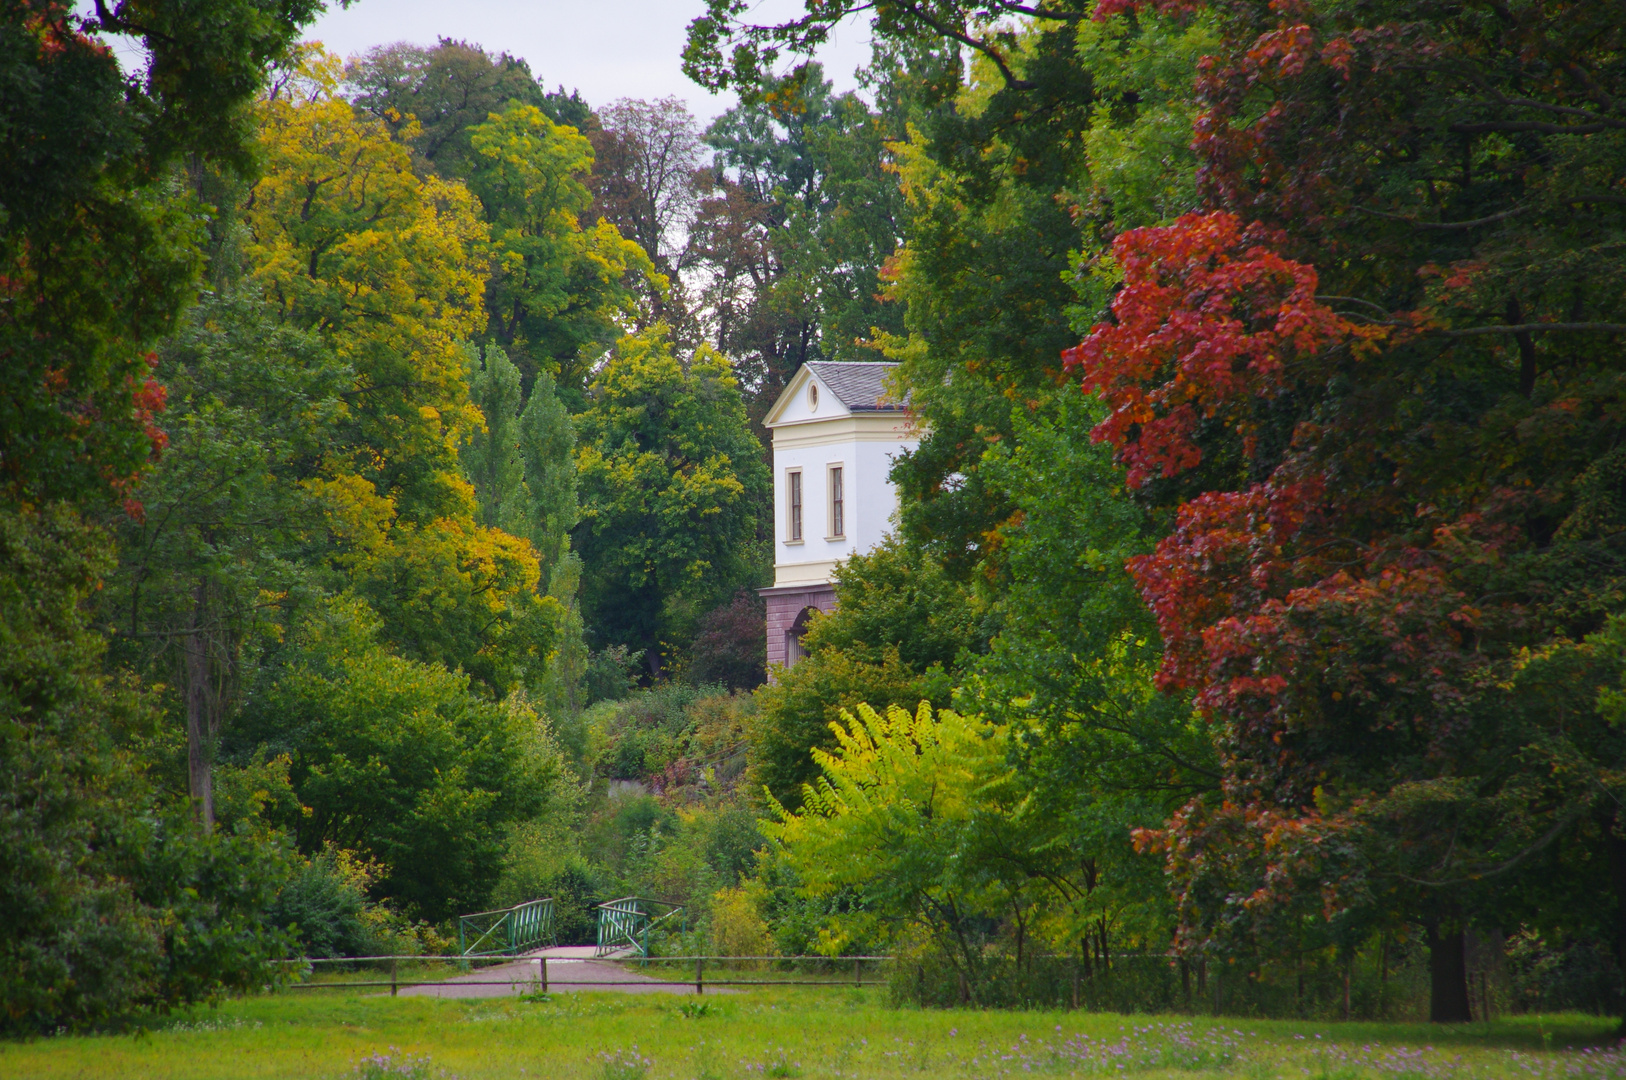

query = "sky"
[{"left": 300, "top": 0, "right": 874, "bottom": 123}]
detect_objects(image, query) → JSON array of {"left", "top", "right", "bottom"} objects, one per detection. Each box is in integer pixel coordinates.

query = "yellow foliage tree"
[
  {"left": 245, "top": 51, "right": 489, "bottom": 521},
  {"left": 763, "top": 701, "right": 1033, "bottom": 999},
  {"left": 248, "top": 53, "right": 554, "bottom": 694}
]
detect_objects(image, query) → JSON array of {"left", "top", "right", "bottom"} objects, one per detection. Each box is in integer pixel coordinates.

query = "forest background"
[{"left": 5, "top": 0, "right": 1626, "bottom": 1038}]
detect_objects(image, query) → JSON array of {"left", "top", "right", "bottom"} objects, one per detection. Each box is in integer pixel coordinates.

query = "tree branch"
[
  {"left": 1440, "top": 322, "right": 1626, "bottom": 337},
  {"left": 1350, "top": 205, "right": 1532, "bottom": 229},
  {"left": 1450, "top": 120, "right": 1612, "bottom": 136},
  {"left": 1394, "top": 811, "right": 1580, "bottom": 888}
]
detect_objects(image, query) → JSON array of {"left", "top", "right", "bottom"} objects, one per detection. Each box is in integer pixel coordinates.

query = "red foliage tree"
[{"left": 1068, "top": 0, "right": 1626, "bottom": 1014}]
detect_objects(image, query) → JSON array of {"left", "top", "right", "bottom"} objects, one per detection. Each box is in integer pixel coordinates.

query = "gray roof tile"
[{"left": 806, "top": 361, "right": 906, "bottom": 411}]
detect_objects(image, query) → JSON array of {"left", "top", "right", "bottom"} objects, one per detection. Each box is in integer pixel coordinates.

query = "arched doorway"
[
  {"left": 785, "top": 605, "right": 818, "bottom": 668},
  {"left": 760, "top": 582, "right": 838, "bottom": 680}
]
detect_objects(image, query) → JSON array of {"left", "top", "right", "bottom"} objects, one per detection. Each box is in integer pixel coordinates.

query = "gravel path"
[{"left": 398, "top": 946, "right": 723, "bottom": 999}]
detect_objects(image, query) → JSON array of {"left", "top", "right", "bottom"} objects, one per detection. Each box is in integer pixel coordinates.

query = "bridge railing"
[
  {"left": 594, "top": 896, "right": 684, "bottom": 958},
  {"left": 458, "top": 896, "right": 555, "bottom": 957}
]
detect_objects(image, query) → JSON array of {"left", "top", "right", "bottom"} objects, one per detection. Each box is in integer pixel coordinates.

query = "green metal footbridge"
[
  {"left": 456, "top": 894, "right": 683, "bottom": 959},
  {"left": 593, "top": 897, "right": 684, "bottom": 958},
  {"left": 457, "top": 897, "right": 556, "bottom": 957}
]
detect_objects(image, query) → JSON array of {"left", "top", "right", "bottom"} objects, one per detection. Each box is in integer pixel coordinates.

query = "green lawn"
[{"left": 1, "top": 989, "right": 1618, "bottom": 1080}]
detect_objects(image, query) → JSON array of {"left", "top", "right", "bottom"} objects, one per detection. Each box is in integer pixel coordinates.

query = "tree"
[
  {"left": 1, "top": 0, "right": 324, "bottom": 510},
  {"left": 691, "top": 64, "right": 908, "bottom": 427},
  {"left": 517, "top": 366, "right": 579, "bottom": 582},
  {"left": 966, "top": 384, "right": 1212, "bottom": 964},
  {"left": 347, "top": 38, "right": 589, "bottom": 178},
  {"left": 102, "top": 288, "right": 345, "bottom": 830},
  {"left": 765, "top": 701, "right": 1045, "bottom": 998},
  {"left": 463, "top": 343, "right": 530, "bottom": 539},
  {"left": 750, "top": 538, "right": 986, "bottom": 807},
  {"left": 589, "top": 97, "right": 708, "bottom": 330},
  {"left": 1062, "top": 0, "right": 1626, "bottom": 1019},
  {"left": 683, "top": 590, "right": 769, "bottom": 691},
  {"left": 247, "top": 57, "right": 556, "bottom": 694},
  {"left": 573, "top": 328, "right": 770, "bottom": 671},
  {"left": 246, "top": 51, "right": 489, "bottom": 521},
  {"left": 465, "top": 101, "right": 658, "bottom": 397},
  {"left": 1, "top": 506, "right": 291, "bottom": 1033},
  {"left": 684, "top": 0, "right": 1089, "bottom": 98}
]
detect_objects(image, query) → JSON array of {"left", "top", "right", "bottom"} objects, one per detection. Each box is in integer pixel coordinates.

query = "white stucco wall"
[{"left": 767, "top": 384, "right": 917, "bottom": 589}]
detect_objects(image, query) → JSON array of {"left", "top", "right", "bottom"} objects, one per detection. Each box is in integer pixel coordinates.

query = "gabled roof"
[
  {"left": 805, "top": 362, "right": 907, "bottom": 412},
  {"left": 762, "top": 361, "right": 905, "bottom": 428}
]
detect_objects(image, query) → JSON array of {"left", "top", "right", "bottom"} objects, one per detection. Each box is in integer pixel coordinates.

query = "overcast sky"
[{"left": 301, "top": 0, "right": 873, "bottom": 123}]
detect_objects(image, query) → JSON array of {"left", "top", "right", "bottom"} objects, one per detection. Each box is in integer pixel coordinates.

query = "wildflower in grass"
[
  {"left": 597, "top": 1047, "right": 653, "bottom": 1080},
  {"left": 352, "top": 1047, "right": 446, "bottom": 1080},
  {"left": 741, "top": 1046, "right": 801, "bottom": 1077}
]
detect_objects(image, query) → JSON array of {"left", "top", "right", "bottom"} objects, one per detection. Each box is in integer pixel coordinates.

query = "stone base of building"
[{"left": 760, "top": 582, "right": 838, "bottom": 681}]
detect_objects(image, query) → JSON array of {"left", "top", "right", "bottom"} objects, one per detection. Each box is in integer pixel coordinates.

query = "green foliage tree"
[
  {"left": 691, "top": 63, "right": 908, "bottom": 425},
  {"left": 247, "top": 60, "right": 557, "bottom": 695},
  {"left": 573, "top": 328, "right": 770, "bottom": 670},
  {"left": 765, "top": 701, "right": 1044, "bottom": 998},
  {"left": 347, "top": 38, "right": 590, "bottom": 177},
  {"left": 698, "top": 1, "right": 1224, "bottom": 978},
  {"left": 517, "top": 367, "right": 580, "bottom": 581},
  {"left": 464, "top": 342, "right": 530, "bottom": 539},
  {"left": 1, "top": 507, "right": 291, "bottom": 1034},
  {"left": 751, "top": 538, "right": 988, "bottom": 808},
  {"left": 101, "top": 288, "right": 345, "bottom": 830},
  {"left": 238, "top": 599, "right": 561, "bottom": 920},
  {"left": 1, "top": 0, "right": 323, "bottom": 509},
  {"left": 246, "top": 53, "right": 489, "bottom": 522},
  {"left": 466, "top": 101, "right": 658, "bottom": 397}
]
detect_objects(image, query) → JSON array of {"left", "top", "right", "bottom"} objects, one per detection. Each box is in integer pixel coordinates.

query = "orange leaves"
[{"left": 1063, "top": 211, "right": 1376, "bottom": 488}]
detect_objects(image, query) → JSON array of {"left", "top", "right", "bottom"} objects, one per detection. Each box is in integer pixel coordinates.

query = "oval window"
[{"left": 808, "top": 382, "right": 819, "bottom": 411}]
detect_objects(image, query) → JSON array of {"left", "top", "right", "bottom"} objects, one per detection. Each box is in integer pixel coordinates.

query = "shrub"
[
  {"left": 709, "top": 886, "right": 772, "bottom": 958},
  {"left": 683, "top": 591, "right": 767, "bottom": 690}
]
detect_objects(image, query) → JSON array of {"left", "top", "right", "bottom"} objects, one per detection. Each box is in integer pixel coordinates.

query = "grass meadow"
[{"left": 1, "top": 988, "right": 1622, "bottom": 1080}]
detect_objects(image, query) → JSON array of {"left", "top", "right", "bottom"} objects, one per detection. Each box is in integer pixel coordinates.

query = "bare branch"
[
  {"left": 1394, "top": 812, "right": 1580, "bottom": 888},
  {"left": 1350, "top": 205, "right": 1532, "bottom": 229}
]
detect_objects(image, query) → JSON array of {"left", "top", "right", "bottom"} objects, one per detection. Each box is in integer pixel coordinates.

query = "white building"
[{"left": 759, "top": 361, "right": 917, "bottom": 673}]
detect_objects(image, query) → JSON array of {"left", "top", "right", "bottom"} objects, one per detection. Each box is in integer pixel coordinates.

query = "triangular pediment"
[{"left": 762, "top": 364, "right": 852, "bottom": 428}]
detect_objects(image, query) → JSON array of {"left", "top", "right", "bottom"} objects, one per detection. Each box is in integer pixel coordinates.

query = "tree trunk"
[
  {"left": 184, "top": 585, "right": 215, "bottom": 832},
  {"left": 1427, "top": 920, "right": 1472, "bottom": 1022}
]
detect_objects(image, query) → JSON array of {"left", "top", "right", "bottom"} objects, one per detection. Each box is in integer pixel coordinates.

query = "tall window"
[
  {"left": 828, "top": 465, "right": 844, "bottom": 538},
  {"left": 787, "top": 469, "right": 803, "bottom": 541}
]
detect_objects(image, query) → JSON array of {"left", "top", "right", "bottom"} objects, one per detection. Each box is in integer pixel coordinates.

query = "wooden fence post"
[
  {"left": 696, "top": 956, "right": 704, "bottom": 995},
  {"left": 391, "top": 957, "right": 398, "bottom": 997},
  {"left": 540, "top": 956, "right": 548, "bottom": 994}
]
